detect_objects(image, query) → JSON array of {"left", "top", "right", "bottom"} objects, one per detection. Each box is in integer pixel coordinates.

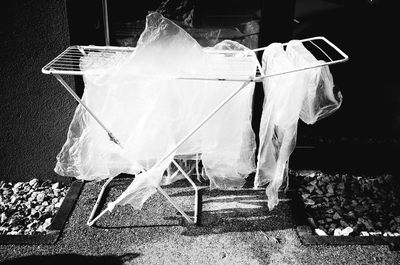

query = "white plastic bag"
[
  {"left": 287, "top": 40, "right": 342, "bottom": 125},
  {"left": 55, "top": 12, "right": 257, "bottom": 209},
  {"left": 256, "top": 40, "right": 342, "bottom": 210}
]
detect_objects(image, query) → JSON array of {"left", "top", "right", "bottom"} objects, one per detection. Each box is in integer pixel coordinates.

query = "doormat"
[
  {"left": 0, "top": 180, "right": 84, "bottom": 245},
  {"left": 287, "top": 170, "right": 400, "bottom": 250}
]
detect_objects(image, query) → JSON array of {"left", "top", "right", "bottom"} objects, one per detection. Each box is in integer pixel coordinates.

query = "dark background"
[{"left": 1, "top": 0, "right": 399, "bottom": 182}]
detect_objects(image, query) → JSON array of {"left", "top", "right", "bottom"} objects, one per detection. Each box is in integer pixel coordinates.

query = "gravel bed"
[
  {"left": 0, "top": 179, "right": 69, "bottom": 235},
  {"left": 294, "top": 171, "right": 400, "bottom": 237}
]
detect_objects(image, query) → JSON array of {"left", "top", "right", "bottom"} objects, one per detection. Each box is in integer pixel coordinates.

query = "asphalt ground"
[{"left": 1, "top": 179, "right": 399, "bottom": 265}]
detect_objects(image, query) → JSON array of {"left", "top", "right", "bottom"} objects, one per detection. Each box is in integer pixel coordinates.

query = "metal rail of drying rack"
[{"left": 42, "top": 36, "right": 348, "bottom": 226}]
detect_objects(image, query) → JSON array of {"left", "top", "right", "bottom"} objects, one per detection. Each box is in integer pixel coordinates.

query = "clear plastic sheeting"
[
  {"left": 54, "top": 12, "right": 343, "bottom": 213},
  {"left": 55, "top": 12, "right": 257, "bottom": 209},
  {"left": 255, "top": 40, "right": 342, "bottom": 210},
  {"left": 288, "top": 40, "right": 343, "bottom": 125}
]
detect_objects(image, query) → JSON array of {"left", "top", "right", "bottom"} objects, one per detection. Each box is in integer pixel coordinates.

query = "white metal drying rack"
[{"left": 42, "top": 36, "right": 348, "bottom": 226}]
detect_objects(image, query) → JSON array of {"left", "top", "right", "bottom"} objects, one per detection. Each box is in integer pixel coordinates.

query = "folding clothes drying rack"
[{"left": 42, "top": 36, "right": 348, "bottom": 226}]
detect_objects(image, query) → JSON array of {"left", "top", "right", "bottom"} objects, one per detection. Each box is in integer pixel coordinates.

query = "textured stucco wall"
[{"left": 0, "top": 0, "right": 76, "bottom": 183}]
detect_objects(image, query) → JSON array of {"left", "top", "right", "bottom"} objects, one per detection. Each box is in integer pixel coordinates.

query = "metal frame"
[
  {"left": 42, "top": 37, "right": 348, "bottom": 226},
  {"left": 102, "top": 0, "right": 110, "bottom": 46},
  {"left": 43, "top": 37, "right": 348, "bottom": 78}
]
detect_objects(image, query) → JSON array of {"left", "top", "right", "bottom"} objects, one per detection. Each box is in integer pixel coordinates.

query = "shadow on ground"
[
  {"left": 1, "top": 253, "right": 140, "bottom": 265},
  {"left": 180, "top": 188, "right": 294, "bottom": 236},
  {"left": 85, "top": 177, "right": 294, "bottom": 236}
]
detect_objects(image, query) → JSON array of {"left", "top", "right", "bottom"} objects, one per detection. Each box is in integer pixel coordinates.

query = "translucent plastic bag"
[
  {"left": 287, "top": 40, "right": 343, "bottom": 125},
  {"left": 55, "top": 12, "right": 257, "bottom": 210},
  {"left": 256, "top": 40, "right": 342, "bottom": 210}
]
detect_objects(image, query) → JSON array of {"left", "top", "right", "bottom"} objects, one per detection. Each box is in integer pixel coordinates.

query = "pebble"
[
  {"left": 326, "top": 184, "right": 335, "bottom": 194},
  {"left": 341, "top": 227, "right": 354, "bottom": 236},
  {"left": 31, "top": 209, "right": 40, "bottom": 219},
  {"left": 22, "top": 185, "right": 31, "bottom": 193},
  {"left": 0, "top": 212, "right": 7, "bottom": 223},
  {"left": 326, "top": 209, "right": 334, "bottom": 214},
  {"left": 307, "top": 217, "right": 316, "bottom": 228},
  {"left": 7, "top": 231, "right": 20, "bottom": 235},
  {"left": 43, "top": 218, "right": 52, "bottom": 230},
  {"left": 30, "top": 191, "right": 38, "bottom": 200},
  {"left": 46, "top": 205, "right": 55, "bottom": 213},
  {"left": 369, "top": 232, "right": 382, "bottom": 236},
  {"left": 14, "top": 182, "right": 24, "bottom": 189},
  {"left": 315, "top": 229, "right": 328, "bottom": 236},
  {"left": 304, "top": 199, "right": 315, "bottom": 206},
  {"left": 36, "top": 225, "right": 45, "bottom": 233},
  {"left": 36, "top": 192, "right": 45, "bottom": 202},
  {"left": 29, "top": 178, "right": 38, "bottom": 187},
  {"left": 305, "top": 185, "right": 315, "bottom": 193},
  {"left": 347, "top": 211, "right": 355, "bottom": 218},
  {"left": 360, "top": 231, "right": 369, "bottom": 236},
  {"left": 27, "top": 220, "right": 38, "bottom": 229},
  {"left": 337, "top": 182, "right": 345, "bottom": 190},
  {"left": 334, "top": 228, "right": 342, "bottom": 236},
  {"left": 332, "top": 212, "right": 342, "bottom": 220},
  {"left": 10, "top": 196, "right": 18, "bottom": 204},
  {"left": 52, "top": 182, "right": 59, "bottom": 190}
]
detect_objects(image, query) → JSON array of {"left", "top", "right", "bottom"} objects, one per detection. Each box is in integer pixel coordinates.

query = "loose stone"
[
  {"left": 315, "top": 229, "right": 328, "bottom": 236},
  {"left": 341, "top": 227, "right": 353, "bottom": 236},
  {"left": 332, "top": 212, "right": 342, "bottom": 220},
  {"left": 29, "top": 178, "right": 38, "bottom": 187},
  {"left": 36, "top": 192, "right": 45, "bottom": 203},
  {"left": 334, "top": 228, "right": 342, "bottom": 236}
]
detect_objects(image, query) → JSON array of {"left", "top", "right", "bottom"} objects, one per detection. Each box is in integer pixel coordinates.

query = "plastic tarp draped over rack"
[
  {"left": 54, "top": 12, "right": 343, "bottom": 211},
  {"left": 55, "top": 12, "right": 257, "bottom": 209},
  {"left": 256, "top": 41, "right": 342, "bottom": 210}
]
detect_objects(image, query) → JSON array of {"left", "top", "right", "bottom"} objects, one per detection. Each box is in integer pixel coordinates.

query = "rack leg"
[
  {"left": 167, "top": 165, "right": 180, "bottom": 180},
  {"left": 53, "top": 74, "right": 122, "bottom": 147},
  {"left": 156, "top": 186, "right": 195, "bottom": 224},
  {"left": 195, "top": 154, "right": 201, "bottom": 182},
  {"left": 254, "top": 144, "right": 265, "bottom": 190},
  {"left": 87, "top": 169, "right": 198, "bottom": 226},
  {"left": 87, "top": 176, "right": 117, "bottom": 226},
  {"left": 171, "top": 159, "right": 199, "bottom": 224}
]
